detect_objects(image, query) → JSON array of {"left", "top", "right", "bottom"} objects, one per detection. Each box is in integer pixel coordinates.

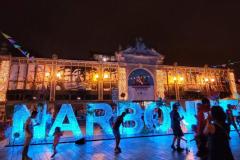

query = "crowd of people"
[
  {"left": 169, "top": 98, "right": 239, "bottom": 160},
  {"left": 20, "top": 98, "right": 240, "bottom": 160}
]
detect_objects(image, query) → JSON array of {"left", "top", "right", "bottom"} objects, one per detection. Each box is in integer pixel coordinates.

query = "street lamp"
[
  {"left": 179, "top": 77, "right": 184, "bottom": 82},
  {"left": 93, "top": 73, "right": 99, "bottom": 81},
  {"left": 56, "top": 72, "right": 62, "bottom": 79},
  {"left": 45, "top": 72, "right": 50, "bottom": 78},
  {"left": 103, "top": 71, "right": 110, "bottom": 79},
  {"left": 102, "top": 57, "right": 107, "bottom": 62}
]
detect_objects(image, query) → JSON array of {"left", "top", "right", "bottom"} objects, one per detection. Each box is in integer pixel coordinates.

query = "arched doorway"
[{"left": 128, "top": 69, "right": 154, "bottom": 101}]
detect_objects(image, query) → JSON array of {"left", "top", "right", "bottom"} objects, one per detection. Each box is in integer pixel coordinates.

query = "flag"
[
  {"left": 1, "top": 32, "right": 12, "bottom": 39},
  {"left": 13, "top": 44, "right": 21, "bottom": 49},
  {"left": 8, "top": 39, "right": 16, "bottom": 44},
  {"left": 1, "top": 32, "right": 33, "bottom": 59}
]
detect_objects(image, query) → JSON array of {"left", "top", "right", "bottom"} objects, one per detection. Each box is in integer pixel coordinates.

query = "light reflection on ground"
[{"left": 0, "top": 132, "right": 239, "bottom": 160}]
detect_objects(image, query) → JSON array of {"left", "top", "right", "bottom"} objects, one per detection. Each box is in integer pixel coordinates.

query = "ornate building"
[{"left": 0, "top": 40, "right": 238, "bottom": 109}]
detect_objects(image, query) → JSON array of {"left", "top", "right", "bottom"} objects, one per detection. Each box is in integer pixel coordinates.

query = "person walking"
[{"left": 170, "top": 103, "right": 184, "bottom": 152}]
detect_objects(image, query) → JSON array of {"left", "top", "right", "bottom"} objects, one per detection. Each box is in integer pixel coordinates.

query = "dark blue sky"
[{"left": 0, "top": 1, "right": 240, "bottom": 77}]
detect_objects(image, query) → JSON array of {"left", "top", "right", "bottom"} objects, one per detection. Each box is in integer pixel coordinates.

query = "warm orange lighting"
[
  {"left": 179, "top": 77, "right": 184, "bottom": 81},
  {"left": 211, "top": 78, "right": 215, "bottom": 82},
  {"left": 56, "top": 72, "right": 62, "bottom": 79},
  {"left": 45, "top": 72, "right": 50, "bottom": 77},
  {"left": 173, "top": 77, "right": 177, "bottom": 81},
  {"left": 93, "top": 73, "right": 99, "bottom": 81},
  {"left": 204, "top": 78, "right": 209, "bottom": 82},
  {"left": 103, "top": 72, "right": 110, "bottom": 79},
  {"left": 102, "top": 57, "right": 107, "bottom": 62}
]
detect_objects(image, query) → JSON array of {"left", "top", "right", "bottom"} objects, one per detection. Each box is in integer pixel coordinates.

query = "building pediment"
[{"left": 115, "top": 38, "right": 164, "bottom": 65}]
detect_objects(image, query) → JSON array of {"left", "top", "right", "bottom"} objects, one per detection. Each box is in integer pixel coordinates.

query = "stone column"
[
  {"left": 156, "top": 70, "right": 165, "bottom": 99},
  {"left": 0, "top": 55, "right": 11, "bottom": 113},
  {"left": 227, "top": 70, "right": 238, "bottom": 99},
  {"left": 118, "top": 67, "right": 128, "bottom": 100}
]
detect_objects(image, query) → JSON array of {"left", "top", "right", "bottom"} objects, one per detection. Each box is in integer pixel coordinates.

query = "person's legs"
[
  {"left": 176, "top": 137, "right": 180, "bottom": 147},
  {"left": 22, "top": 145, "right": 29, "bottom": 160},
  {"left": 176, "top": 137, "right": 181, "bottom": 148},
  {"left": 232, "top": 121, "right": 240, "bottom": 136},
  {"left": 116, "top": 136, "right": 120, "bottom": 149},
  {"left": 174, "top": 126, "right": 184, "bottom": 151},
  {"left": 197, "top": 135, "right": 208, "bottom": 157},
  {"left": 51, "top": 145, "right": 57, "bottom": 158},
  {"left": 171, "top": 136, "right": 177, "bottom": 149},
  {"left": 22, "top": 137, "right": 32, "bottom": 159},
  {"left": 176, "top": 137, "right": 184, "bottom": 151},
  {"left": 113, "top": 129, "right": 121, "bottom": 151},
  {"left": 227, "top": 122, "right": 231, "bottom": 138},
  {"left": 181, "top": 137, "right": 187, "bottom": 142}
]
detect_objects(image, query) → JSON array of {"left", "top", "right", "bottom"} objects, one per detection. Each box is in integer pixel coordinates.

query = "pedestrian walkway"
[{"left": 0, "top": 132, "right": 239, "bottom": 160}]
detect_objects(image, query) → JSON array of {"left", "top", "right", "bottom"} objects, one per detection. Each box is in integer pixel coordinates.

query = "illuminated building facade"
[
  {"left": 0, "top": 40, "right": 238, "bottom": 107},
  {"left": 0, "top": 40, "right": 239, "bottom": 144}
]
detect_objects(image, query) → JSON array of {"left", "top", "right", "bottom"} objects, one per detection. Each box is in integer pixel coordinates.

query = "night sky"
[{"left": 0, "top": 1, "right": 240, "bottom": 77}]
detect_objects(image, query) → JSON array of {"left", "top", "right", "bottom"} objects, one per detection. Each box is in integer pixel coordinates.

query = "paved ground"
[{"left": 0, "top": 132, "right": 240, "bottom": 160}]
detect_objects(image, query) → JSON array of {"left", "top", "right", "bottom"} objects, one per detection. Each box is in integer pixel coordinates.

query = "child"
[{"left": 51, "top": 127, "right": 63, "bottom": 158}]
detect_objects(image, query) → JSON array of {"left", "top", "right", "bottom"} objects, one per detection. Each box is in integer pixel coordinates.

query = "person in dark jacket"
[
  {"left": 170, "top": 103, "right": 184, "bottom": 151},
  {"left": 204, "top": 106, "right": 234, "bottom": 160},
  {"left": 196, "top": 98, "right": 211, "bottom": 158}
]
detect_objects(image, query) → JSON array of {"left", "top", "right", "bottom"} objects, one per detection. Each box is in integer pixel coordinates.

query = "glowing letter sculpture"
[
  {"left": 170, "top": 101, "right": 198, "bottom": 132},
  {"left": 144, "top": 102, "right": 171, "bottom": 132},
  {"left": 11, "top": 104, "right": 30, "bottom": 142},
  {"left": 49, "top": 104, "right": 82, "bottom": 137},
  {"left": 86, "top": 103, "right": 113, "bottom": 136},
  {"left": 159, "top": 106, "right": 171, "bottom": 132},
  {"left": 144, "top": 102, "right": 159, "bottom": 129},
  {"left": 118, "top": 102, "right": 144, "bottom": 135},
  {"left": 33, "top": 103, "right": 48, "bottom": 139},
  {"left": 183, "top": 101, "right": 198, "bottom": 131}
]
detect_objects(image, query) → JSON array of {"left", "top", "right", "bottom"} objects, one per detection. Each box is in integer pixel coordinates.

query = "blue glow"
[
  {"left": 159, "top": 105, "right": 171, "bottom": 132},
  {"left": 144, "top": 102, "right": 159, "bottom": 129},
  {"left": 170, "top": 101, "right": 197, "bottom": 132},
  {"left": 218, "top": 99, "right": 239, "bottom": 130},
  {"left": 184, "top": 101, "right": 198, "bottom": 130},
  {"left": 48, "top": 104, "right": 82, "bottom": 137},
  {"left": 218, "top": 99, "right": 238, "bottom": 113},
  {"left": 10, "top": 99, "right": 238, "bottom": 144},
  {"left": 11, "top": 104, "right": 30, "bottom": 142},
  {"left": 86, "top": 103, "right": 113, "bottom": 136},
  {"left": 144, "top": 102, "right": 171, "bottom": 132},
  {"left": 118, "top": 102, "right": 144, "bottom": 135},
  {"left": 33, "top": 103, "right": 47, "bottom": 139}
]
